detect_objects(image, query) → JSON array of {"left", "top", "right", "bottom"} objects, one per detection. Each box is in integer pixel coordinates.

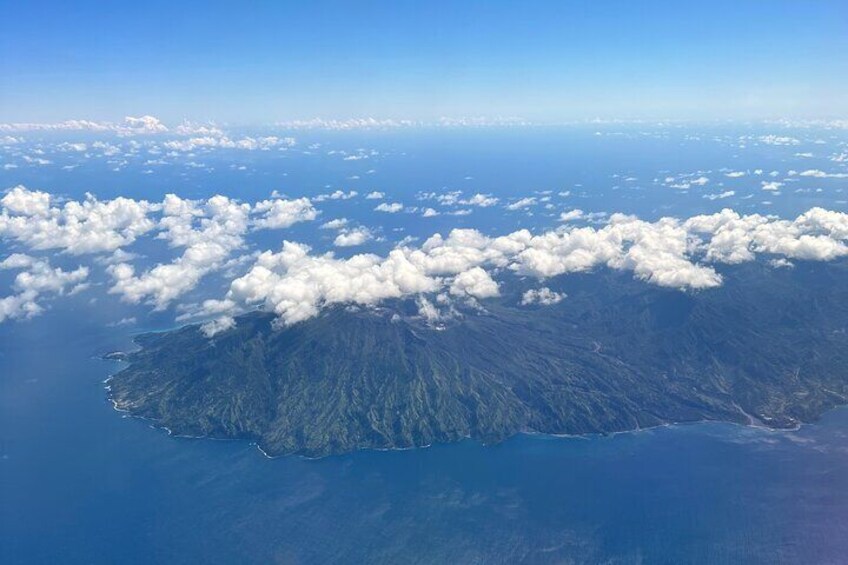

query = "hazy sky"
[{"left": 2, "top": 0, "right": 847, "bottom": 123}]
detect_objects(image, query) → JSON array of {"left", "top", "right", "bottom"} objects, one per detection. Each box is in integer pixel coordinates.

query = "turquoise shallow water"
[{"left": 2, "top": 309, "right": 848, "bottom": 564}]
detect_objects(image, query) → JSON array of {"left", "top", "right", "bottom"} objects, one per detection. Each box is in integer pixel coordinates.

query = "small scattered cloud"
[
  {"left": 521, "top": 287, "right": 566, "bottom": 306},
  {"left": 506, "top": 197, "right": 536, "bottom": 210},
  {"left": 375, "top": 202, "right": 404, "bottom": 213},
  {"left": 333, "top": 227, "right": 373, "bottom": 247}
]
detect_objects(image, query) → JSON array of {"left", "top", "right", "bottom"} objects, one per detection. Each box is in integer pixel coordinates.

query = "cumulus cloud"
[
  {"left": 0, "top": 116, "right": 168, "bottom": 135},
  {"left": 505, "top": 197, "right": 536, "bottom": 210},
  {"left": 0, "top": 189, "right": 315, "bottom": 309},
  {"left": 120, "top": 115, "right": 169, "bottom": 135},
  {"left": 521, "top": 287, "right": 565, "bottom": 306},
  {"left": 703, "top": 191, "right": 735, "bottom": 200},
  {"left": 215, "top": 241, "right": 440, "bottom": 325},
  {"left": 0, "top": 187, "right": 317, "bottom": 261},
  {"left": 460, "top": 193, "right": 499, "bottom": 207},
  {"left": 320, "top": 218, "right": 349, "bottom": 230},
  {"left": 108, "top": 195, "right": 251, "bottom": 308},
  {"left": 314, "top": 190, "right": 358, "bottom": 202},
  {"left": 798, "top": 169, "right": 848, "bottom": 179},
  {"left": 0, "top": 186, "right": 157, "bottom": 254},
  {"left": 252, "top": 197, "right": 317, "bottom": 229},
  {"left": 663, "top": 174, "right": 711, "bottom": 190},
  {"left": 559, "top": 209, "right": 585, "bottom": 222},
  {"left": 273, "top": 116, "right": 527, "bottom": 130},
  {"left": 0, "top": 254, "right": 89, "bottom": 322},
  {"left": 449, "top": 266, "right": 499, "bottom": 298},
  {"left": 333, "top": 227, "right": 373, "bottom": 247},
  {"left": 758, "top": 135, "right": 800, "bottom": 146},
  {"left": 107, "top": 192, "right": 318, "bottom": 308},
  {"left": 163, "top": 135, "right": 294, "bottom": 152},
  {"left": 275, "top": 118, "right": 419, "bottom": 130},
  {"left": 375, "top": 202, "right": 404, "bottom": 213},
  {"left": 685, "top": 207, "right": 848, "bottom": 263},
  {"left": 5, "top": 186, "right": 848, "bottom": 333},
  {"left": 196, "top": 207, "right": 848, "bottom": 332}
]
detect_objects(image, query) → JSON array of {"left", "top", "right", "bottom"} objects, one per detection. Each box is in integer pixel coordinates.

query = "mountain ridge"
[{"left": 107, "top": 261, "right": 848, "bottom": 457}]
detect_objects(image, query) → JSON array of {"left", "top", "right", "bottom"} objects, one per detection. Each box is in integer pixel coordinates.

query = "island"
[{"left": 106, "top": 260, "right": 848, "bottom": 457}]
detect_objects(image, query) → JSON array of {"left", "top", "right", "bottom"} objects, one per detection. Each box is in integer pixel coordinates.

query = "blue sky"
[{"left": 1, "top": 0, "right": 847, "bottom": 123}]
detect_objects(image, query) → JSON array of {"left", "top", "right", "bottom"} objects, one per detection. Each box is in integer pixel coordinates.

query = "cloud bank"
[
  {"left": 194, "top": 208, "right": 848, "bottom": 332},
  {"left": 3, "top": 186, "right": 848, "bottom": 331}
]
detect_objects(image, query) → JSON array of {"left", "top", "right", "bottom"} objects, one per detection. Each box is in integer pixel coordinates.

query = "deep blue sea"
[
  {"left": 3, "top": 309, "right": 848, "bottom": 564},
  {"left": 2, "top": 126, "right": 848, "bottom": 563}
]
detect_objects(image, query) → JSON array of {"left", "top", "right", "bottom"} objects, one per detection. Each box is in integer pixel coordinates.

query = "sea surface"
[
  {"left": 2, "top": 126, "right": 848, "bottom": 563},
  {"left": 2, "top": 307, "right": 848, "bottom": 564}
]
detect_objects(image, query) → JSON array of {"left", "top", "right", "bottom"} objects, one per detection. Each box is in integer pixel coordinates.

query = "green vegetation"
[{"left": 108, "top": 260, "right": 848, "bottom": 457}]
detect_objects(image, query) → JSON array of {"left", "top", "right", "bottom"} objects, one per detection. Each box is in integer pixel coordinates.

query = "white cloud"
[
  {"left": 22, "top": 156, "right": 53, "bottom": 166},
  {"left": 107, "top": 195, "right": 251, "bottom": 308},
  {"left": 685, "top": 207, "right": 848, "bottom": 263},
  {"left": 559, "top": 209, "right": 585, "bottom": 222},
  {"left": 163, "top": 135, "right": 294, "bottom": 152},
  {"left": 252, "top": 197, "right": 317, "bottom": 229},
  {"left": 0, "top": 115, "right": 168, "bottom": 135},
  {"left": 663, "top": 174, "right": 710, "bottom": 190},
  {"left": 215, "top": 241, "right": 440, "bottom": 325},
  {"left": 314, "top": 190, "right": 358, "bottom": 202},
  {"left": 365, "top": 191, "right": 385, "bottom": 199},
  {"left": 449, "top": 266, "right": 499, "bottom": 299},
  {"left": 102, "top": 192, "right": 317, "bottom": 308},
  {"left": 121, "top": 115, "right": 169, "bottom": 134},
  {"left": 57, "top": 142, "right": 88, "bottom": 152},
  {"left": 0, "top": 185, "right": 317, "bottom": 258},
  {"left": 521, "top": 287, "right": 565, "bottom": 306},
  {"left": 375, "top": 202, "right": 404, "bottom": 213},
  {"left": 0, "top": 254, "right": 89, "bottom": 322},
  {"left": 434, "top": 191, "right": 461, "bottom": 206},
  {"left": 196, "top": 205, "right": 848, "bottom": 331},
  {"left": 333, "top": 227, "right": 373, "bottom": 247},
  {"left": 276, "top": 118, "right": 419, "bottom": 130},
  {"left": 5, "top": 186, "right": 848, "bottom": 332},
  {"left": 273, "top": 116, "right": 528, "bottom": 130},
  {"left": 460, "top": 193, "right": 499, "bottom": 207},
  {"left": 505, "top": 197, "right": 536, "bottom": 210},
  {"left": 437, "top": 116, "right": 529, "bottom": 127},
  {"left": 320, "top": 218, "right": 349, "bottom": 230},
  {"left": 0, "top": 186, "right": 157, "bottom": 254},
  {"left": 200, "top": 315, "right": 236, "bottom": 337},
  {"left": 798, "top": 169, "right": 848, "bottom": 179},
  {"left": 758, "top": 135, "right": 800, "bottom": 146},
  {"left": 703, "top": 191, "right": 735, "bottom": 200}
]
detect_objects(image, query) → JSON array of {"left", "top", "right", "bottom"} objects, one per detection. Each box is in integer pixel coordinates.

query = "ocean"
[
  {"left": 2, "top": 305, "right": 848, "bottom": 563},
  {"left": 2, "top": 126, "right": 848, "bottom": 563}
]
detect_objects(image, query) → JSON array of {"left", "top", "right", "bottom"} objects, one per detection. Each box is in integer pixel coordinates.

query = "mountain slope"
[{"left": 108, "top": 261, "right": 848, "bottom": 457}]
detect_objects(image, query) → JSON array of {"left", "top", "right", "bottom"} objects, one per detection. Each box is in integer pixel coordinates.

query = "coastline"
[{"left": 101, "top": 352, "right": 825, "bottom": 460}]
